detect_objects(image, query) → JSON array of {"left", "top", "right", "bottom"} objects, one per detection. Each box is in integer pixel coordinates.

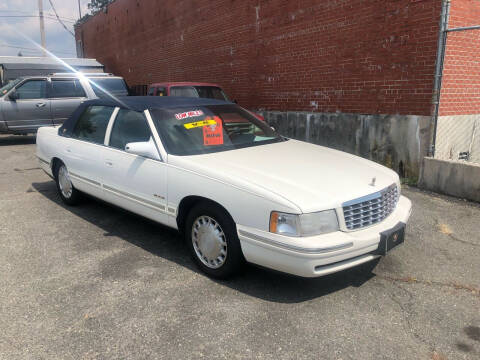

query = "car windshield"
[
  {"left": 89, "top": 77, "right": 129, "bottom": 98},
  {"left": 150, "top": 104, "right": 284, "bottom": 156},
  {"left": 0, "top": 78, "right": 22, "bottom": 96}
]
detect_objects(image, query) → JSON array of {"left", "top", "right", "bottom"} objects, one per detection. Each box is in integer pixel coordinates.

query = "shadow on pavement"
[
  {"left": 0, "top": 135, "right": 36, "bottom": 146},
  {"left": 32, "top": 180, "right": 376, "bottom": 304}
]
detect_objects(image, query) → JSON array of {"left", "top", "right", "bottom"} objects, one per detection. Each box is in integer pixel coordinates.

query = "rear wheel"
[
  {"left": 185, "top": 202, "right": 244, "bottom": 279},
  {"left": 54, "top": 162, "right": 81, "bottom": 205}
]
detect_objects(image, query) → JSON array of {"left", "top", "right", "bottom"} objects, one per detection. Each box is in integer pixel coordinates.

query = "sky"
[{"left": 0, "top": 0, "right": 91, "bottom": 58}]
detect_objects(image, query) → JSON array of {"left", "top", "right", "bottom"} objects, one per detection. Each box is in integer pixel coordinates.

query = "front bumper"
[{"left": 237, "top": 195, "right": 412, "bottom": 277}]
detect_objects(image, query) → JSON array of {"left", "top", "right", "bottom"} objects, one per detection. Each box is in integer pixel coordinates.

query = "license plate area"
[{"left": 375, "top": 222, "right": 405, "bottom": 256}]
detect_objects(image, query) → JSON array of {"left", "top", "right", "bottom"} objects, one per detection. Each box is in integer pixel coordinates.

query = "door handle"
[
  {"left": 36, "top": 102, "right": 46, "bottom": 108},
  {"left": 66, "top": 148, "right": 72, "bottom": 153}
]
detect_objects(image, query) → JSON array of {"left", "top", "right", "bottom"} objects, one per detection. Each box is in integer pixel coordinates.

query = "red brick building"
[{"left": 75, "top": 0, "right": 480, "bottom": 178}]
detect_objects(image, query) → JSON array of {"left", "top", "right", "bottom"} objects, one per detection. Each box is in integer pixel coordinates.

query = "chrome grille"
[{"left": 342, "top": 184, "right": 399, "bottom": 230}]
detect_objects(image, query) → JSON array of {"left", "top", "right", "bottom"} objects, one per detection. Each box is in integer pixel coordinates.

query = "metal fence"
[
  {"left": 129, "top": 84, "right": 148, "bottom": 96},
  {"left": 433, "top": 4, "right": 480, "bottom": 164},
  {"left": 435, "top": 115, "right": 480, "bottom": 163}
]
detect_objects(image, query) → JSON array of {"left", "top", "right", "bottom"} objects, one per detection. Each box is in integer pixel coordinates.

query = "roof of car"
[
  {"left": 149, "top": 82, "right": 221, "bottom": 88},
  {"left": 59, "top": 96, "right": 234, "bottom": 138},
  {"left": 8, "top": 73, "right": 123, "bottom": 80},
  {"left": 81, "top": 96, "right": 232, "bottom": 111}
]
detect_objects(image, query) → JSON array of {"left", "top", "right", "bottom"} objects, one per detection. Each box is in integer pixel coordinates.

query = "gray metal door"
[
  {"left": 2, "top": 79, "right": 52, "bottom": 132},
  {"left": 49, "top": 78, "right": 87, "bottom": 125}
]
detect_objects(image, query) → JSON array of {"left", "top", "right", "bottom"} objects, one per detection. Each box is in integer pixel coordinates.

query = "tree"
[{"left": 87, "top": 0, "right": 114, "bottom": 13}]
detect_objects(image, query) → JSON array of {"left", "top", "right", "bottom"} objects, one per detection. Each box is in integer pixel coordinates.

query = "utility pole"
[
  {"left": 38, "top": 0, "right": 46, "bottom": 56},
  {"left": 78, "top": 0, "right": 82, "bottom": 19}
]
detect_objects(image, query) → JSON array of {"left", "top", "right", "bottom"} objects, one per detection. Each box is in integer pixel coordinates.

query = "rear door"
[
  {"left": 49, "top": 78, "right": 87, "bottom": 126},
  {"left": 2, "top": 79, "right": 52, "bottom": 132},
  {"left": 63, "top": 105, "right": 115, "bottom": 199}
]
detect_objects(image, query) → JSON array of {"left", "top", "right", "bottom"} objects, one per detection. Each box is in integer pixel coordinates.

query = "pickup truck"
[
  {"left": 0, "top": 73, "right": 128, "bottom": 134},
  {"left": 147, "top": 81, "right": 265, "bottom": 121},
  {"left": 37, "top": 96, "right": 412, "bottom": 279}
]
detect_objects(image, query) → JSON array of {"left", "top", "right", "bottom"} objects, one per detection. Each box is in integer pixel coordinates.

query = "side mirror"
[
  {"left": 270, "top": 126, "right": 276, "bottom": 132},
  {"left": 9, "top": 90, "right": 18, "bottom": 101},
  {"left": 125, "top": 138, "right": 160, "bottom": 160}
]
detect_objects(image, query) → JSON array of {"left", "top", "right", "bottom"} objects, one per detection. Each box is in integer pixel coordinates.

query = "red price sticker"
[{"left": 203, "top": 117, "right": 223, "bottom": 146}]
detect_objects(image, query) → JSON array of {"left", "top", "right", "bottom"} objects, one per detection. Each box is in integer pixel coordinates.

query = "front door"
[
  {"left": 2, "top": 79, "right": 51, "bottom": 132},
  {"left": 49, "top": 78, "right": 88, "bottom": 126},
  {"left": 101, "top": 108, "right": 168, "bottom": 225}
]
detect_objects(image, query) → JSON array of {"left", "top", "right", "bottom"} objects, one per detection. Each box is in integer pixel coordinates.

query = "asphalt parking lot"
[{"left": 0, "top": 134, "right": 479, "bottom": 360}]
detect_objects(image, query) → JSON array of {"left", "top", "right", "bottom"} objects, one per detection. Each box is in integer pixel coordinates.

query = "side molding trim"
[
  {"left": 103, "top": 184, "right": 167, "bottom": 212},
  {"left": 69, "top": 172, "right": 102, "bottom": 187}
]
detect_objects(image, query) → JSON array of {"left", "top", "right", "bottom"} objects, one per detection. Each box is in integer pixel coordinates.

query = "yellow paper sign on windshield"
[{"left": 184, "top": 119, "right": 217, "bottom": 129}]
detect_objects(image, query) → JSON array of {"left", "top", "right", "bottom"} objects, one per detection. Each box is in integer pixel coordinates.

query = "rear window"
[
  {"left": 170, "top": 86, "right": 198, "bottom": 97},
  {"left": 89, "top": 78, "right": 129, "bottom": 98},
  {"left": 194, "top": 86, "right": 229, "bottom": 101},
  {"left": 50, "top": 79, "right": 86, "bottom": 98}
]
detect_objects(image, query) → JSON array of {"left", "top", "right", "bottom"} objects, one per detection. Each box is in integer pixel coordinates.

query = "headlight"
[{"left": 269, "top": 210, "right": 339, "bottom": 237}]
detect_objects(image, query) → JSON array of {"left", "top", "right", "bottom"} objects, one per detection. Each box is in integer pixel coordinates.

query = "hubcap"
[
  {"left": 58, "top": 165, "right": 73, "bottom": 199},
  {"left": 191, "top": 216, "right": 227, "bottom": 269}
]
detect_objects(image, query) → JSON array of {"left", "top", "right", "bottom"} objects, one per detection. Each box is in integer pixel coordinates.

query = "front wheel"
[
  {"left": 185, "top": 203, "right": 244, "bottom": 279},
  {"left": 54, "top": 162, "right": 81, "bottom": 205}
]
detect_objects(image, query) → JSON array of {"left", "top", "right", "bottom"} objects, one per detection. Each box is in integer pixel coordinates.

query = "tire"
[
  {"left": 54, "top": 161, "right": 81, "bottom": 206},
  {"left": 185, "top": 202, "right": 245, "bottom": 279}
]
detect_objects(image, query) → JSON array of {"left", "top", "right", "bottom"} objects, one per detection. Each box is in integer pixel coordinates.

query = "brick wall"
[
  {"left": 438, "top": 0, "right": 480, "bottom": 116},
  {"left": 76, "top": 0, "right": 442, "bottom": 116}
]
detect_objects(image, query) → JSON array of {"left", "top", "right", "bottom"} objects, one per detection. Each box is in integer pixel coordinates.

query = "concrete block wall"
[
  {"left": 261, "top": 111, "right": 431, "bottom": 179},
  {"left": 419, "top": 157, "right": 480, "bottom": 202}
]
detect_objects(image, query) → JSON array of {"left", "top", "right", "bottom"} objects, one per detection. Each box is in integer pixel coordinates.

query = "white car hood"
[{"left": 168, "top": 139, "right": 400, "bottom": 213}]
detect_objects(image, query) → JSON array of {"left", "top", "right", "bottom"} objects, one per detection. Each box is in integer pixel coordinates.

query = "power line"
[
  {"left": 0, "top": 44, "right": 76, "bottom": 55},
  {"left": 47, "top": 0, "right": 75, "bottom": 36},
  {"left": 0, "top": 15, "right": 76, "bottom": 23},
  {"left": 0, "top": 9, "right": 76, "bottom": 21}
]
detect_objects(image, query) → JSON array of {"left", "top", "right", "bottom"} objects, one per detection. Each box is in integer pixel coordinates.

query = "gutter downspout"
[{"left": 430, "top": 0, "right": 450, "bottom": 157}]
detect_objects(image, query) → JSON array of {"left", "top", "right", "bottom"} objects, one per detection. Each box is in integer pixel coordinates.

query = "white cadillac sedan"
[{"left": 36, "top": 97, "right": 412, "bottom": 279}]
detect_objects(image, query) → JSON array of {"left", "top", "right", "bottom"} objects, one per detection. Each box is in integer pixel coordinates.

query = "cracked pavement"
[{"left": 0, "top": 134, "right": 479, "bottom": 359}]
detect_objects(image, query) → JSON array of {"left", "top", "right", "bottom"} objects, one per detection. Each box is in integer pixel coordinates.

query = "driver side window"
[
  {"left": 15, "top": 80, "right": 47, "bottom": 100},
  {"left": 109, "top": 109, "right": 152, "bottom": 150}
]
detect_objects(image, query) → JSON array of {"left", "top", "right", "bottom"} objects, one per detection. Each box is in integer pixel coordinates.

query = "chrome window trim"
[
  {"left": 104, "top": 107, "right": 120, "bottom": 145},
  {"left": 144, "top": 109, "right": 167, "bottom": 162},
  {"left": 47, "top": 96, "right": 88, "bottom": 100},
  {"left": 103, "top": 108, "right": 162, "bottom": 162}
]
